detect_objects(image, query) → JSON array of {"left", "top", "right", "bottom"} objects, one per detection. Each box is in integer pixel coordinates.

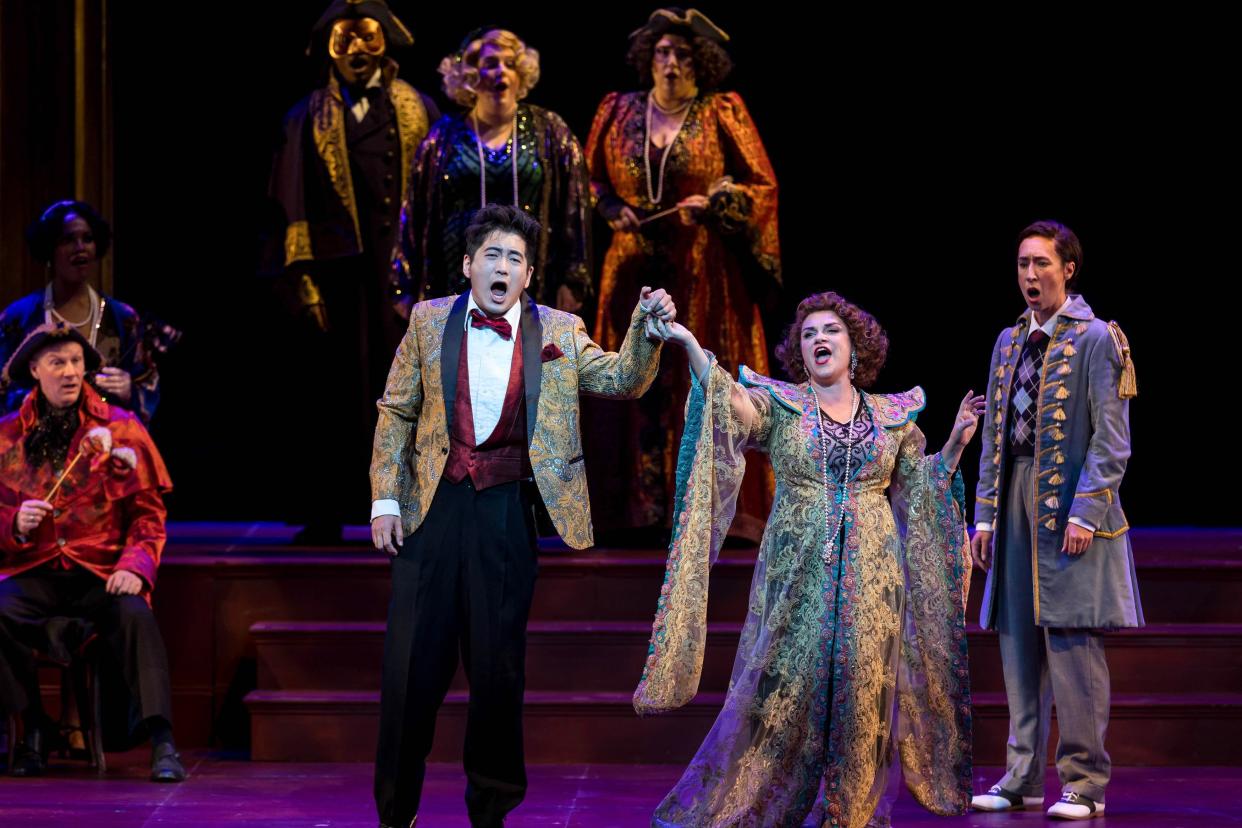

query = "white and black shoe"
[
  {"left": 1047, "top": 791, "right": 1105, "bottom": 820},
  {"left": 970, "top": 784, "right": 1044, "bottom": 811}
]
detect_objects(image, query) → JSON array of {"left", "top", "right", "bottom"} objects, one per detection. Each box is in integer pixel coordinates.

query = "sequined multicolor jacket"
[
  {"left": 370, "top": 293, "right": 660, "bottom": 549},
  {"left": 975, "top": 294, "right": 1143, "bottom": 628},
  {"left": 392, "top": 103, "right": 592, "bottom": 305},
  {"left": 0, "top": 384, "right": 172, "bottom": 601}
]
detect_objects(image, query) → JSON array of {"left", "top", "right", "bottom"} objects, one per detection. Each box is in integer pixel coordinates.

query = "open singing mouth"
[{"left": 489, "top": 279, "right": 509, "bottom": 302}]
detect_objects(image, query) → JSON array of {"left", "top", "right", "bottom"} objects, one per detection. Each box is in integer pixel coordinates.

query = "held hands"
[
  {"left": 93, "top": 367, "right": 133, "bottom": 403},
  {"left": 644, "top": 317, "right": 712, "bottom": 385},
  {"left": 638, "top": 287, "right": 676, "bottom": 342},
  {"left": 371, "top": 514, "right": 404, "bottom": 557},
  {"left": 644, "top": 318, "right": 695, "bottom": 349},
  {"left": 106, "top": 569, "right": 144, "bottom": 596}
]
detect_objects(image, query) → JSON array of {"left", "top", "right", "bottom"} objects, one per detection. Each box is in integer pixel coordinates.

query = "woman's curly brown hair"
[
  {"left": 626, "top": 29, "right": 733, "bottom": 89},
  {"left": 775, "top": 292, "right": 889, "bottom": 388}
]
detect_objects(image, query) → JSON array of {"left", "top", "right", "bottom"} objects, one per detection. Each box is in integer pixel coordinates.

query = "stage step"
[
  {"left": 252, "top": 621, "right": 1242, "bottom": 696},
  {"left": 968, "top": 623, "right": 1242, "bottom": 693},
  {"left": 245, "top": 689, "right": 1242, "bottom": 765},
  {"left": 162, "top": 538, "right": 1242, "bottom": 628},
  {"left": 157, "top": 525, "right": 1242, "bottom": 752}
]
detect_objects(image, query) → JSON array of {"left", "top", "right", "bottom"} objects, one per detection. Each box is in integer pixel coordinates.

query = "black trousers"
[
  {"left": 0, "top": 566, "right": 173, "bottom": 729},
  {"left": 374, "top": 478, "right": 539, "bottom": 828}
]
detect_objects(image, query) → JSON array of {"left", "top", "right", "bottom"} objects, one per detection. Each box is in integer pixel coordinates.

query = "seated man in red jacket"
[{"left": 0, "top": 323, "right": 182, "bottom": 781}]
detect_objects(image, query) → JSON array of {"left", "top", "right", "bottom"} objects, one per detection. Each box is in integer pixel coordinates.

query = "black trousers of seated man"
[
  {"left": 0, "top": 565, "right": 174, "bottom": 735},
  {"left": 375, "top": 478, "right": 540, "bottom": 828}
]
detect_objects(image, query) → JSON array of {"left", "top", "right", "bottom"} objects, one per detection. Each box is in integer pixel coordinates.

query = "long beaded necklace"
[
  {"left": 472, "top": 111, "right": 520, "bottom": 208},
  {"left": 643, "top": 92, "right": 692, "bottom": 206},
  {"left": 816, "top": 385, "right": 859, "bottom": 565},
  {"left": 44, "top": 283, "right": 104, "bottom": 346}
]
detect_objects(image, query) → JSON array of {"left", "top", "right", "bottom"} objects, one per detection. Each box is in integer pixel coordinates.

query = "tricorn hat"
[
  {"left": 628, "top": 8, "right": 729, "bottom": 44},
  {"left": 308, "top": 0, "right": 414, "bottom": 56},
  {"left": 1, "top": 322, "right": 102, "bottom": 389}
]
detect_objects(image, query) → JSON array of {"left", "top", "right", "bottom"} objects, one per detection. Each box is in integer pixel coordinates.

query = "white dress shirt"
[
  {"left": 371, "top": 296, "right": 523, "bottom": 521},
  {"left": 348, "top": 69, "right": 383, "bottom": 123},
  {"left": 464, "top": 295, "right": 523, "bottom": 444}
]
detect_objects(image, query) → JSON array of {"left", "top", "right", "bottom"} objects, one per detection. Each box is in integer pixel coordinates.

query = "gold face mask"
[{"left": 328, "top": 18, "right": 386, "bottom": 58}]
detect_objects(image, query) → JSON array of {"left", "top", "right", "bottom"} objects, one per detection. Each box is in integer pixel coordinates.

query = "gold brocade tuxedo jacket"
[{"left": 370, "top": 293, "right": 661, "bottom": 548}]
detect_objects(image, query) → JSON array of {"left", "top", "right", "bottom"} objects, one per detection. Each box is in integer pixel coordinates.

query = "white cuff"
[
  {"left": 370, "top": 499, "right": 401, "bottom": 521},
  {"left": 975, "top": 522, "right": 994, "bottom": 533},
  {"left": 1067, "top": 516, "right": 1097, "bottom": 533}
]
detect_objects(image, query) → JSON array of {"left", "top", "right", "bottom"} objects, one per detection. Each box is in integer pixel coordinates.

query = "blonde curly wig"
[{"left": 438, "top": 29, "right": 541, "bottom": 108}]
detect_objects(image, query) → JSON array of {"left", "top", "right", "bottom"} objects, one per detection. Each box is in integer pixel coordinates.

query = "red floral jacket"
[{"left": 0, "top": 384, "right": 172, "bottom": 600}]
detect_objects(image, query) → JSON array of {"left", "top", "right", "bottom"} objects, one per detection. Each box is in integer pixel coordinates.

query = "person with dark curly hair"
[
  {"left": 391, "top": 27, "right": 592, "bottom": 312},
  {"left": 583, "top": 8, "right": 780, "bottom": 542},
  {"left": 0, "top": 200, "right": 160, "bottom": 422},
  {"left": 635, "top": 293, "right": 985, "bottom": 826}
]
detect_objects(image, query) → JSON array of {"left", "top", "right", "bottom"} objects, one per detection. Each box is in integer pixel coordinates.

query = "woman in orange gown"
[{"left": 585, "top": 9, "right": 780, "bottom": 540}]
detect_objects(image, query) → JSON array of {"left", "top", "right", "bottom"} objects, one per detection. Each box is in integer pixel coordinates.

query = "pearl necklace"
[
  {"left": 644, "top": 92, "right": 692, "bottom": 206},
  {"left": 816, "top": 385, "right": 859, "bottom": 565},
  {"left": 651, "top": 93, "right": 694, "bottom": 115},
  {"left": 472, "top": 111, "right": 520, "bottom": 209},
  {"left": 44, "top": 284, "right": 104, "bottom": 346}
]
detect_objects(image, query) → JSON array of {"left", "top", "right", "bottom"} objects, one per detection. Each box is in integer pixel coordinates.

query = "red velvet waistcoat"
[{"left": 442, "top": 332, "right": 531, "bottom": 489}]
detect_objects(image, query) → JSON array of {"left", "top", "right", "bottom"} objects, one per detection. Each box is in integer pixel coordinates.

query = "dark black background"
[{"left": 107, "top": 3, "right": 1234, "bottom": 526}]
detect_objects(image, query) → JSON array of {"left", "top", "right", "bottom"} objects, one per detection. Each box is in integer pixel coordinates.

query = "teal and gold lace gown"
[{"left": 636, "top": 361, "right": 973, "bottom": 827}]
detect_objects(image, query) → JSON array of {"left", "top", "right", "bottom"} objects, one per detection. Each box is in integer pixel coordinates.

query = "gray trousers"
[{"left": 994, "top": 457, "right": 1111, "bottom": 802}]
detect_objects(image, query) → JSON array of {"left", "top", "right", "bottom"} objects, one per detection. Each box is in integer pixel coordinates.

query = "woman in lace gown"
[{"left": 637, "top": 292, "right": 984, "bottom": 827}]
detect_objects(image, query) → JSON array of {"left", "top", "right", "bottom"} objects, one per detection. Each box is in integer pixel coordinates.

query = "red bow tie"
[{"left": 470, "top": 308, "right": 512, "bottom": 340}]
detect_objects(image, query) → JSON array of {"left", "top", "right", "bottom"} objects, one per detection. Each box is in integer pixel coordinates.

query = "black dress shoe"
[
  {"left": 9, "top": 728, "right": 48, "bottom": 777},
  {"left": 150, "top": 743, "right": 186, "bottom": 782}
]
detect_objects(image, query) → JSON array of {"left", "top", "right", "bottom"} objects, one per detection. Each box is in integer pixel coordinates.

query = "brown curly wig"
[
  {"left": 775, "top": 292, "right": 889, "bottom": 388},
  {"left": 627, "top": 28, "right": 733, "bottom": 89}
]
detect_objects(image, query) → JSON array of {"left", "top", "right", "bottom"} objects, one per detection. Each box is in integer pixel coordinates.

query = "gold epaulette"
[{"left": 1107, "top": 321, "right": 1137, "bottom": 399}]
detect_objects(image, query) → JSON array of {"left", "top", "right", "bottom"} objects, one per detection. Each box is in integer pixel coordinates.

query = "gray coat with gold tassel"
[{"left": 975, "top": 294, "right": 1144, "bottom": 629}]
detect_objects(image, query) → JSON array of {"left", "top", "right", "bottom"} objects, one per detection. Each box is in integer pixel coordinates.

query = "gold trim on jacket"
[{"left": 291, "top": 61, "right": 430, "bottom": 266}]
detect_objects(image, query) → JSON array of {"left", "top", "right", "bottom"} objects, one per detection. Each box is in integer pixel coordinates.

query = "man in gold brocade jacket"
[{"left": 369, "top": 205, "right": 672, "bottom": 828}]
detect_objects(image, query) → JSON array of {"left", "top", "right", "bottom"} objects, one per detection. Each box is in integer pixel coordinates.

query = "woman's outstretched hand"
[{"left": 948, "top": 391, "right": 987, "bottom": 450}]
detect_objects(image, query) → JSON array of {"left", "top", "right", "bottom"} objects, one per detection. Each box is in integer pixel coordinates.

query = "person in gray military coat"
[{"left": 969, "top": 220, "right": 1141, "bottom": 821}]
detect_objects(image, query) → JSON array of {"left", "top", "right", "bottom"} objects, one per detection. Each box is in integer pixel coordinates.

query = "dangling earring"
[{"left": 849, "top": 350, "right": 858, "bottom": 381}]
